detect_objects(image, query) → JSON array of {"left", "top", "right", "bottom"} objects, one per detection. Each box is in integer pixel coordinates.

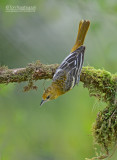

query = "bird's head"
[{"left": 40, "top": 84, "right": 60, "bottom": 106}]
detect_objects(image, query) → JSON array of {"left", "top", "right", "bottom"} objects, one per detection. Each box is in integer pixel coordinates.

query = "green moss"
[
  {"left": 93, "top": 104, "right": 117, "bottom": 146},
  {"left": 81, "top": 67, "right": 117, "bottom": 104},
  {"left": 0, "top": 65, "right": 8, "bottom": 72},
  {"left": 81, "top": 67, "right": 117, "bottom": 159},
  {"left": 91, "top": 103, "right": 117, "bottom": 159}
]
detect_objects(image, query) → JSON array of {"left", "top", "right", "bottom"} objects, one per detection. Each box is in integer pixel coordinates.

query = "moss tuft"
[
  {"left": 81, "top": 67, "right": 117, "bottom": 104},
  {"left": 93, "top": 103, "right": 117, "bottom": 151}
]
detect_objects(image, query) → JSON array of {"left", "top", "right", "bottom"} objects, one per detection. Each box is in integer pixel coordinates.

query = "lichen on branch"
[{"left": 0, "top": 61, "right": 58, "bottom": 84}]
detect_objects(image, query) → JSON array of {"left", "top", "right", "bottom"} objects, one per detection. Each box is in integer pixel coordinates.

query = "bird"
[{"left": 40, "top": 20, "right": 90, "bottom": 106}]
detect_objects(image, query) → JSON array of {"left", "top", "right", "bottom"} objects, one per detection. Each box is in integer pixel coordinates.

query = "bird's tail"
[{"left": 71, "top": 20, "right": 90, "bottom": 53}]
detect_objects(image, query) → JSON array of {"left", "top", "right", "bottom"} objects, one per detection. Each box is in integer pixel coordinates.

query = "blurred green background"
[{"left": 0, "top": 0, "right": 117, "bottom": 160}]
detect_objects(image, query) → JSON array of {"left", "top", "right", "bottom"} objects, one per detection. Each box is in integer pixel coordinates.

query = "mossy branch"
[
  {"left": 0, "top": 61, "right": 58, "bottom": 83},
  {"left": 0, "top": 61, "right": 116, "bottom": 101},
  {"left": 0, "top": 60, "right": 117, "bottom": 159},
  {"left": 0, "top": 61, "right": 116, "bottom": 103}
]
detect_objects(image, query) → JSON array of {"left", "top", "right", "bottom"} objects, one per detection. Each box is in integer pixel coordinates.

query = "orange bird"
[{"left": 40, "top": 20, "right": 90, "bottom": 105}]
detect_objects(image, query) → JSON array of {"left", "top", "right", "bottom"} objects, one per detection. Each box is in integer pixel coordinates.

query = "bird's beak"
[{"left": 40, "top": 99, "right": 46, "bottom": 106}]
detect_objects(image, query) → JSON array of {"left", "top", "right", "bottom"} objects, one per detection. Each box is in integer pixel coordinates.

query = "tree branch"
[
  {"left": 0, "top": 61, "right": 58, "bottom": 83},
  {"left": 0, "top": 60, "right": 117, "bottom": 103}
]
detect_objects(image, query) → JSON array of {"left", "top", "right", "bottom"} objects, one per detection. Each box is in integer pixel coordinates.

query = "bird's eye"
[{"left": 46, "top": 96, "right": 50, "bottom": 99}]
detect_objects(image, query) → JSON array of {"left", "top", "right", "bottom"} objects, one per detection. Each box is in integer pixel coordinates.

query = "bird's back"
[{"left": 53, "top": 46, "right": 85, "bottom": 92}]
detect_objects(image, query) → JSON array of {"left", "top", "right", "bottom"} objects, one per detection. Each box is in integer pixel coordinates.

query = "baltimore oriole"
[{"left": 40, "top": 20, "right": 90, "bottom": 105}]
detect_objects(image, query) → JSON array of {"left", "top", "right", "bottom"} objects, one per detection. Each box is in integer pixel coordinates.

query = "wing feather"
[{"left": 53, "top": 46, "right": 85, "bottom": 89}]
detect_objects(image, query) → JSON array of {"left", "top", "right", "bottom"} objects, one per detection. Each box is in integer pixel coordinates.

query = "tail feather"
[{"left": 71, "top": 20, "right": 90, "bottom": 52}]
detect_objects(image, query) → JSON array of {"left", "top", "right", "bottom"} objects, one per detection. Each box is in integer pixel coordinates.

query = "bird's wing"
[{"left": 53, "top": 46, "right": 85, "bottom": 88}]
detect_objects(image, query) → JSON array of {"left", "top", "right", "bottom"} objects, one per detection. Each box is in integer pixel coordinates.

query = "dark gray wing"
[{"left": 53, "top": 46, "right": 85, "bottom": 89}]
